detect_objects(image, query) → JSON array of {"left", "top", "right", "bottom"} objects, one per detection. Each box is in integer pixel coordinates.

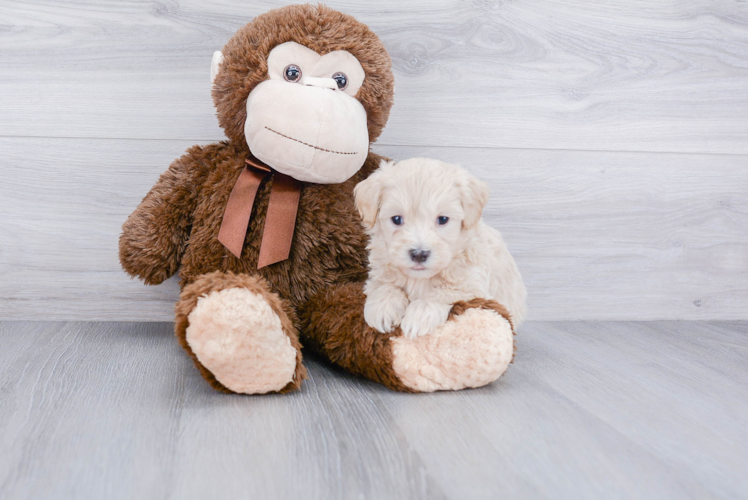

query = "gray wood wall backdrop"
[{"left": 1, "top": 0, "right": 747, "bottom": 321}]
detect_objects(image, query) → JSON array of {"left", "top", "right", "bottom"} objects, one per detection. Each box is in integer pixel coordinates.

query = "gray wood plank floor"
[{"left": 1, "top": 321, "right": 745, "bottom": 500}]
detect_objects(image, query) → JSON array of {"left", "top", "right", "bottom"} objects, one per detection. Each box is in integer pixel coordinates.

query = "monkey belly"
[{"left": 177, "top": 145, "right": 377, "bottom": 308}]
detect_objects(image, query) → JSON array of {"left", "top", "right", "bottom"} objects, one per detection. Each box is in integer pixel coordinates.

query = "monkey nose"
[
  {"left": 303, "top": 76, "right": 337, "bottom": 90},
  {"left": 409, "top": 249, "right": 431, "bottom": 263}
]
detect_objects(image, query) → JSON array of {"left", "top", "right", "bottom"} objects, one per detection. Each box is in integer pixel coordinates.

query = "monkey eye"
[
  {"left": 437, "top": 216, "right": 449, "bottom": 225},
  {"left": 284, "top": 64, "right": 302, "bottom": 83},
  {"left": 332, "top": 72, "right": 348, "bottom": 90},
  {"left": 391, "top": 216, "right": 403, "bottom": 226}
]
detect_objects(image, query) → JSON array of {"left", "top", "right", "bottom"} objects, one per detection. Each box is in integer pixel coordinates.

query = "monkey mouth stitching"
[{"left": 264, "top": 127, "right": 358, "bottom": 155}]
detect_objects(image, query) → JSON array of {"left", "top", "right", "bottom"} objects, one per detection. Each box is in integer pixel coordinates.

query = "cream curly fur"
[{"left": 355, "top": 158, "right": 527, "bottom": 339}]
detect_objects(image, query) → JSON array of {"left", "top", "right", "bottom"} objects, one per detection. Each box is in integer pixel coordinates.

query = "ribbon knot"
[{"left": 218, "top": 156, "right": 302, "bottom": 268}]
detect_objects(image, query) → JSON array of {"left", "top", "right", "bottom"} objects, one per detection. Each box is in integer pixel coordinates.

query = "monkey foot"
[
  {"left": 390, "top": 306, "right": 515, "bottom": 392},
  {"left": 185, "top": 287, "right": 299, "bottom": 394}
]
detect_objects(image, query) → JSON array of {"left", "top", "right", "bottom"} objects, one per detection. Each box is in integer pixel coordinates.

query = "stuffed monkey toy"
[{"left": 119, "top": 4, "right": 516, "bottom": 394}]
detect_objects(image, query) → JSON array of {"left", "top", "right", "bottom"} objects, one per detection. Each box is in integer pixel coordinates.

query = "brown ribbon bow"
[{"left": 218, "top": 156, "right": 302, "bottom": 268}]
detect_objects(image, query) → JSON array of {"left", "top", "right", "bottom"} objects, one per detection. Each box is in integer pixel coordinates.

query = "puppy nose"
[{"left": 409, "top": 249, "right": 430, "bottom": 263}]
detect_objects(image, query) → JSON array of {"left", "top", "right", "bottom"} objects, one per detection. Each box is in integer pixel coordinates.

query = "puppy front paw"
[
  {"left": 400, "top": 300, "right": 452, "bottom": 339},
  {"left": 364, "top": 287, "right": 409, "bottom": 333}
]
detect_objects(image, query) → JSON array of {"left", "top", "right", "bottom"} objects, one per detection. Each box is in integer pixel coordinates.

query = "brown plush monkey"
[{"left": 119, "top": 4, "right": 516, "bottom": 394}]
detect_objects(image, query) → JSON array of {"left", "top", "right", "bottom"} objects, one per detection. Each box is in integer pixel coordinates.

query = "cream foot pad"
[
  {"left": 390, "top": 308, "right": 515, "bottom": 392},
  {"left": 186, "top": 288, "right": 297, "bottom": 394}
]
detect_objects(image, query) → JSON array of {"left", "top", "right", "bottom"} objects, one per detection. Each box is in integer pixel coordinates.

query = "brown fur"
[{"left": 298, "top": 282, "right": 413, "bottom": 392}]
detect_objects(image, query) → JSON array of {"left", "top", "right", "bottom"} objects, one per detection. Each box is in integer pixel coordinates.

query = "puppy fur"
[{"left": 355, "top": 158, "right": 527, "bottom": 338}]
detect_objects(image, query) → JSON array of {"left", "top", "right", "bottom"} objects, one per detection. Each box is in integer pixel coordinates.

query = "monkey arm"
[{"left": 119, "top": 147, "right": 208, "bottom": 285}]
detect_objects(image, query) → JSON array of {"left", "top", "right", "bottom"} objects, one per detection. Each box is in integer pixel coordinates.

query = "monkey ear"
[
  {"left": 354, "top": 161, "right": 391, "bottom": 229},
  {"left": 458, "top": 168, "right": 489, "bottom": 229},
  {"left": 210, "top": 51, "right": 224, "bottom": 85}
]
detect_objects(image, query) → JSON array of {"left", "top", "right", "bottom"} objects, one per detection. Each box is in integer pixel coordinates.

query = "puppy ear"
[
  {"left": 458, "top": 168, "right": 489, "bottom": 229},
  {"left": 354, "top": 161, "right": 390, "bottom": 228}
]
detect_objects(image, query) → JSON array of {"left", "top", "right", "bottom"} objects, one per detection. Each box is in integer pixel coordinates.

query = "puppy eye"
[
  {"left": 437, "top": 216, "right": 449, "bottom": 225},
  {"left": 391, "top": 216, "right": 403, "bottom": 226},
  {"left": 284, "top": 64, "right": 302, "bottom": 83},
  {"left": 332, "top": 72, "right": 348, "bottom": 90}
]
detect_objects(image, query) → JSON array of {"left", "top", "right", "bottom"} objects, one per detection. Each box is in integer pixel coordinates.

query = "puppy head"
[{"left": 354, "top": 158, "right": 489, "bottom": 279}]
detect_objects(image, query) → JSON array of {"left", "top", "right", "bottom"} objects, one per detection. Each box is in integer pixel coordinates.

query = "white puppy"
[{"left": 354, "top": 158, "right": 527, "bottom": 339}]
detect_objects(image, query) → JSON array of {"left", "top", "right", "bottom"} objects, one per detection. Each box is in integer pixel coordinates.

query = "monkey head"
[{"left": 210, "top": 4, "right": 395, "bottom": 183}]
